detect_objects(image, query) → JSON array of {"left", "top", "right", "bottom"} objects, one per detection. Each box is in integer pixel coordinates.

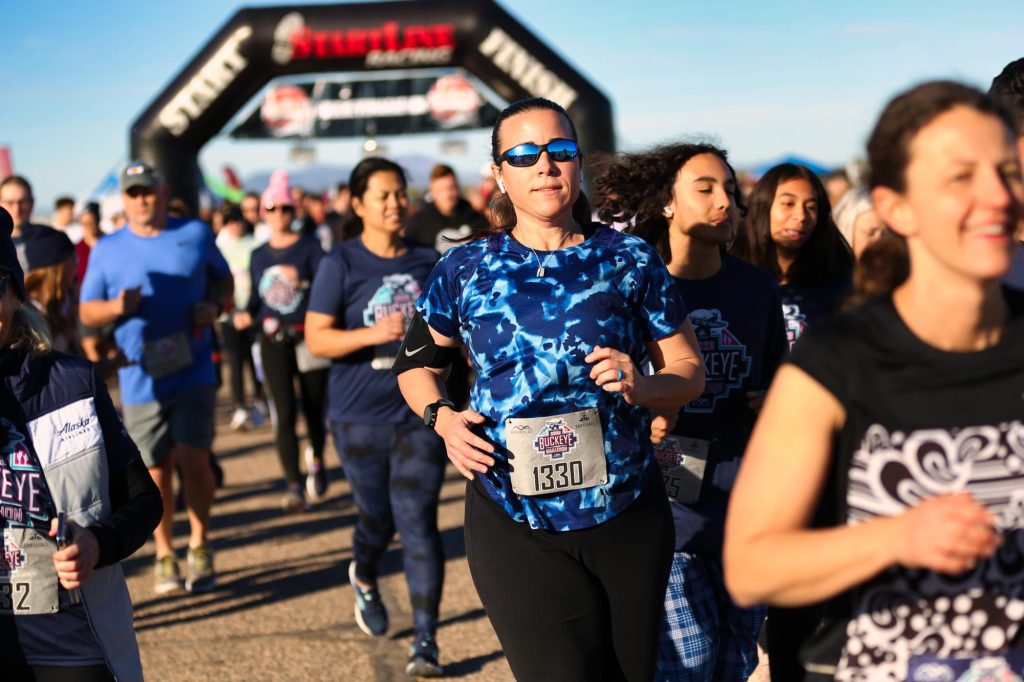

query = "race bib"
[
  {"left": 505, "top": 409, "right": 607, "bottom": 496},
  {"left": 1, "top": 527, "right": 59, "bottom": 615},
  {"left": 908, "top": 653, "right": 1024, "bottom": 681},
  {"left": 295, "top": 339, "right": 330, "bottom": 373},
  {"left": 653, "top": 435, "right": 709, "bottom": 504},
  {"left": 142, "top": 332, "right": 193, "bottom": 379},
  {"left": 371, "top": 344, "right": 398, "bottom": 371}
]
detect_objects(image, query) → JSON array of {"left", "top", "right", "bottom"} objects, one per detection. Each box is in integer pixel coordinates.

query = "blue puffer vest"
[{"left": 2, "top": 349, "right": 143, "bottom": 681}]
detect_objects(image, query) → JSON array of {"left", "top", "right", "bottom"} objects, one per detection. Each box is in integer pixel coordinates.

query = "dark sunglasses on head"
[{"left": 498, "top": 138, "right": 579, "bottom": 168}]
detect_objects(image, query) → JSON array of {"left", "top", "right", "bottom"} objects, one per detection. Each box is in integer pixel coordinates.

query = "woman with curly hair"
[
  {"left": 596, "top": 142, "right": 787, "bottom": 681},
  {"left": 731, "top": 164, "right": 853, "bottom": 347}
]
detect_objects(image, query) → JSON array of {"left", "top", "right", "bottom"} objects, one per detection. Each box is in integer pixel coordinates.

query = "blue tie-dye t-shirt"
[{"left": 418, "top": 224, "right": 688, "bottom": 531}]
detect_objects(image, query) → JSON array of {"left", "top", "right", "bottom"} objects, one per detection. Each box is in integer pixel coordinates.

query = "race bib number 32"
[
  {"left": 1, "top": 527, "right": 59, "bottom": 615},
  {"left": 505, "top": 409, "right": 607, "bottom": 496}
]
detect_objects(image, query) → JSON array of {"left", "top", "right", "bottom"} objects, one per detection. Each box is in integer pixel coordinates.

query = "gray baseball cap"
[{"left": 120, "top": 161, "right": 159, "bottom": 191}]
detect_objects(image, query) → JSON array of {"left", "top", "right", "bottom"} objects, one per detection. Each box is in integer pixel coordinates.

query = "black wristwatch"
[{"left": 423, "top": 399, "right": 456, "bottom": 429}]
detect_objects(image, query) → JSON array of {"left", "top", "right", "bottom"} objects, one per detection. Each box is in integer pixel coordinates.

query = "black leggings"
[
  {"left": 259, "top": 336, "right": 328, "bottom": 484},
  {"left": 9, "top": 664, "right": 113, "bottom": 682},
  {"left": 465, "top": 472, "right": 674, "bottom": 682},
  {"left": 220, "top": 322, "right": 263, "bottom": 409}
]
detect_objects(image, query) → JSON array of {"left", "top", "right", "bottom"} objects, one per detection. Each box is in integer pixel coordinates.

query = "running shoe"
[
  {"left": 185, "top": 546, "right": 216, "bottom": 594},
  {"left": 250, "top": 401, "right": 268, "bottom": 428},
  {"left": 304, "top": 446, "right": 328, "bottom": 501},
  {"left": 153, "top": 554, "right": 183, "bottom": 594},
  {"left": 230, "top": 407, "right": 249, "bottom": 431},
  {"left": 406, "top": 631, "right": 443, "bottom": 677},
  {"left": 349, "top": 561, "right": 388, "bottom": 636},
  {"left": 281, "top": 486, "right": 311, "bottom": 514}
]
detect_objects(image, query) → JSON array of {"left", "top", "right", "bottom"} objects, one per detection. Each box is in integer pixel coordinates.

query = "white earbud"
[
  {"left": 498, "top": 179, "right": 506, "bottom": 193},
  {"left": 579, "top": 171, "right": 584, "bottom": 184},
  {"left": 663, "top": 205, "right": 674, "bottom": 217}
]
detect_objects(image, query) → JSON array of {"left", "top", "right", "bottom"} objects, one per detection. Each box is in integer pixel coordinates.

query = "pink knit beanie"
[{"left": 261, "top": 169, "right": 294, "bottom": 210}]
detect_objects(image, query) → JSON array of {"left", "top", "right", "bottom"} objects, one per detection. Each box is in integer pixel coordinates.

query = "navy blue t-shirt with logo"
[
  {"left": 247, "top": 234, "right": 324, "bottom": 329},
  {"left": 307, "top": 237, "right": 438, "bottom": 424},
  {"left": 669, "top": 257, "right": 788, "bottom": 554},
  {"left": 780, "top": 281, "right": 849, "bottom": 349}
]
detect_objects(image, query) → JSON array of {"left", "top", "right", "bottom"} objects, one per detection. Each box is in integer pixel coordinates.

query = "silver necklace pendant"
[{"left": 536, "top": 266, "right": 545, "bottom": 277}]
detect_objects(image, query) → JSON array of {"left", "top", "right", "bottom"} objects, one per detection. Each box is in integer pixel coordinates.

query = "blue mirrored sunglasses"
[{"left": 498, "top": 138, "right": 579, "bottom": 167}]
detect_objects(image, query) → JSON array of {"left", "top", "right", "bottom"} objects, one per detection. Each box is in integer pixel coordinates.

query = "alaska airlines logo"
[
  {"left": 363, "top": 274, "right": 420, "bottom": 327},
  {"left": 686, "top": 309, "right": 752, "bottom": 413},
  {"left": 57, "top": 416, "right": 96, "bottom": 443},
  {"left": 533, "top": 419, "right": 578, "bottom": 460}
]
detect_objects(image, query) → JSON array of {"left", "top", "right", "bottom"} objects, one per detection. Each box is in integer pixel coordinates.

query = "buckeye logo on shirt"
[
  {"left": 363, "top": 273, "right": 420, "bottom": 326},
  {"left": 686, "top": 308, "right": 752, "bottom": 413}
]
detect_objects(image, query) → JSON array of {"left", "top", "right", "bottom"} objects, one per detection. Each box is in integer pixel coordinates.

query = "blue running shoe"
[
  {"left": 406, "top": 631, "right": 443, "bottom": 677},
  {"left": 349, "top": 561, "right": 388, "bottom": 636}
]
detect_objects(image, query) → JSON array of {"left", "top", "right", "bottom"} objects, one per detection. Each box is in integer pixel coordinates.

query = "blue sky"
[{"left": 3, "top": 0, "right": 1023, "bottom": 209}]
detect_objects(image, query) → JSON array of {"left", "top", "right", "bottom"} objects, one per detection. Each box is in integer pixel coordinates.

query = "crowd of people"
[{"left": 3, "top": 55, "right": 1024, "bottom": 682}]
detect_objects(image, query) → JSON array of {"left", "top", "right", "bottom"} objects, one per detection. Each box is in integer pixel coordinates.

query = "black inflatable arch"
[{"left": 130, "top": 0, "right": 615, "bottom": 212}]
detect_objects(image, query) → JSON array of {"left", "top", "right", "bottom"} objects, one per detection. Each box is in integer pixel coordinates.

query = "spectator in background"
[
  {"left": 327, "top": 182, "right": 352, "bottom": 243},
  {"left": 53, "top": 195, "right": 82, "bottom": 243},
  {"left": 822, "top": 169, "right": 852, "bottom": 208},
  {"left": 990, "top": 56, "right": 1024, "bottom": 289},
  {"left": 731, "top": 164, "right": 853, "bottom": 348},
  {"left": 75, "top": 202, "right": 102, "bottom": 289},
  {"left": 216, "top": 204, "right": 268, "bottom": 431},
  {"left": 405, "top": 164, "right": 489, "bottom": 254},
  {"left": 0, "top": 175, "right": 68, "bottom": 271},
  {"left": 23, "top": 224, "right": 78, "bottom": 353},
  {"left": 302, "top": 191, "right": 334, "bottom": 252},
  {"left": 833, "top": 187, "right": 886, "bottom": 261}
]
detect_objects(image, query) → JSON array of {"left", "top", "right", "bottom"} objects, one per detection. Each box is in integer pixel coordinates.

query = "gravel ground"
[{"left": 123, "top": 394, "right": 513, "bottom": 681}]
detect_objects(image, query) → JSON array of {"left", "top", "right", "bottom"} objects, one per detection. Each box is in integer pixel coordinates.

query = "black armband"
[{"left": 392, "top": 311, "right": 460, "bottom": 375}]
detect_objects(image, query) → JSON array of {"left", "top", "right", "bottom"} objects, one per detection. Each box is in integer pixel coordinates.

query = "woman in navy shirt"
[
  {"left": 234, "top": 170, "right": 327, "bottom": 512},
  {"left": 305, "top": 158, "right": 445, "bottom": 677}
]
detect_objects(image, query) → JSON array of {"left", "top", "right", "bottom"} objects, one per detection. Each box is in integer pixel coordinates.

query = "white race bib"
[
  {"left": 1, "top": 527, "right": 59, "bottom": 615},
  {"left": 653, "top": 435, "right": 709, "bottom": 504},
  {"left": 505, "top": 409, "right": 607, "bottom": 496}
]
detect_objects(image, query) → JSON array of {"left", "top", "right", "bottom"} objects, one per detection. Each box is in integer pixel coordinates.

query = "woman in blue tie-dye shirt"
[{"left": 396, "top": 97, "right": 705, "bottom": 681}]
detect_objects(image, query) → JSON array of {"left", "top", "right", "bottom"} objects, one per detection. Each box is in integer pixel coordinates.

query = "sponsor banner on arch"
[{"left": 231, "top": 73, "right": 500, "bottom": 139}]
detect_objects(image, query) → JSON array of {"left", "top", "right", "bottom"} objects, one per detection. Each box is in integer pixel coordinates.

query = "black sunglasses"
[
  {"left": 264, "top": 204, "right": 294, "bottom": 213},
  {"left": 498, "top": 138, "right": 579, "bottom": 167}
]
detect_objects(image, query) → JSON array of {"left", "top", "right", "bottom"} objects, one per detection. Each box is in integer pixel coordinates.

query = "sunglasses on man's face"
[
  {"left": 498, "top": 138, "right": 579, "bottom": 168},
  {"left": 264, "top": 204, "right": 294, "bottom": 213}
]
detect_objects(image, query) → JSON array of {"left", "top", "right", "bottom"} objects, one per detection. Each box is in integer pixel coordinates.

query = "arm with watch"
[{"left": 394, "top": 313, "right": 496, "bottom": 480}]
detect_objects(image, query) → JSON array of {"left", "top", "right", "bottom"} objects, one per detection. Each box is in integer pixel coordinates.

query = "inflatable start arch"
[{"left": 129, "top": 0, "right": 615, "bottom": 211}]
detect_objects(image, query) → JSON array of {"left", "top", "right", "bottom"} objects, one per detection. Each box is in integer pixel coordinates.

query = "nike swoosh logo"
[{"left": 404, "top": 345, "right": 428, "bottom": 356}]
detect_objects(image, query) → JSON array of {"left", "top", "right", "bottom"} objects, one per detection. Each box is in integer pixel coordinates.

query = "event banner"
[{"left": 231, "top": 73, "right": 500, "bottom": 139}]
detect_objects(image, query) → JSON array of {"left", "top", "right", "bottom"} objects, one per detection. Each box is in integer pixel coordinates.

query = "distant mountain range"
[{"left": 242, "top": 153, "right": 486, "bottom": 193}]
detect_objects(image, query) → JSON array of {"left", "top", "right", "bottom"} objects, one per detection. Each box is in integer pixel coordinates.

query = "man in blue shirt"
[{"left": 80, "top": 161, "right": 232, "bottom": 595}]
